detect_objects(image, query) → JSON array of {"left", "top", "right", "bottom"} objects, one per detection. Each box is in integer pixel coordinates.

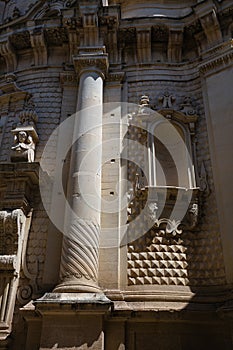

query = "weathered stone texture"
[
  {"left": 26, "top": 193, "right": 50, "bottom": 288},
  {"left": 0, "top": 70, "right": 62, "bottom": 166},
  {"left": 0, "top": 0, "right": 232, "bottom": 349},
  {"left": 126, "top": 75, "right": 225, "bottom": 287}
]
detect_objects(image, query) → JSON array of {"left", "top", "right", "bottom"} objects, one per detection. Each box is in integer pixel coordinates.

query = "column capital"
[{"left": 73, "top": 52, "right": 109, "bottom": 79}]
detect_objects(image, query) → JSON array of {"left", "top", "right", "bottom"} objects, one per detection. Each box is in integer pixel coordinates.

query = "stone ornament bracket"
[
  {"left": 146, "top": 187, "right": 199, "bottom": 237},
  {"left": 128, "top": 187, "right": 199, "bottom": 240}
]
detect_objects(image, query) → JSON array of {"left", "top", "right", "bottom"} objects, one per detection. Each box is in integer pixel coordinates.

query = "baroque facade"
[{"left": 0, "top": 0, "right": 233, "bottom": 349}]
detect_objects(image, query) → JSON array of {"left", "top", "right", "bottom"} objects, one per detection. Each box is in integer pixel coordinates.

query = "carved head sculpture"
[{"left": 18, "top": 130, "right": 27, "bottom": 143}]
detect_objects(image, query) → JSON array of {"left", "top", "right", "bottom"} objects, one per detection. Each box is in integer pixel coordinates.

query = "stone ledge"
[{"left": 34, "top": 293, "right": 113, "bottom": 315}]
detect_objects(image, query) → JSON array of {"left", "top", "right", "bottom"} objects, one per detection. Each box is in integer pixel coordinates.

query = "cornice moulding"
[{"left": 199, "top": 43, "right": 233, "bottom": 75}]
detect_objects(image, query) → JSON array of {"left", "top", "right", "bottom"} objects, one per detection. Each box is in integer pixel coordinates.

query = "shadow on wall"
[{"left": 125, "top": 192, "right": 233, "bottom": 349}]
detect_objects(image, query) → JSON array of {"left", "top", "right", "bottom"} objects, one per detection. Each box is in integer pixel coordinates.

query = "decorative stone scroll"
[{"left": 128, "top": 187, "right": 199, "bottom": 240}]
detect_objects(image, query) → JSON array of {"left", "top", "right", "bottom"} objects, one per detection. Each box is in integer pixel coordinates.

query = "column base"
[
  {"left": 53, "top": 277, "right": 102, "bottom": 293},
  {"left": 35, "top": 292, "right": 112, "bottom": 306}
]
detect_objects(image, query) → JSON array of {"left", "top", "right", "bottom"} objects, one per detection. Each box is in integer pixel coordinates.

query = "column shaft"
[{"left": 55, "top": 70, "right": 104, "bottom": 293}]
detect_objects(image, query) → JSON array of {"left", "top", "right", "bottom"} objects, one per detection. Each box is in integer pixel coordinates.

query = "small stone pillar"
[{"left": 54, "top": 51, "right": 108, "bottom": 293}]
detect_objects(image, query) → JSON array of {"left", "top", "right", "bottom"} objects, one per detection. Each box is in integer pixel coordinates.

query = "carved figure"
[
  {"left": 188, "top": 203, "right": 198, "bottom": 229},
  {"left": 134, "top": 168, "right": 145, "bottom": 194},
  {"left": 148, "top": 202, "right": 158, "bottom": 221},
  {"left": 159, "top": 91, "right": 176, "bottom": 109},
  {"left": 11, "top": 131, "right": 35, "bottom": 162}
]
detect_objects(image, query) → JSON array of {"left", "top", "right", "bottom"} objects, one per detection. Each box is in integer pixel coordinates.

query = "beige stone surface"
[
  {"left": 203, "top": 65, "right": 233, "bottom": 284},
  {"left": 0, "top": 0, "right": 233, "bottom": 349}
]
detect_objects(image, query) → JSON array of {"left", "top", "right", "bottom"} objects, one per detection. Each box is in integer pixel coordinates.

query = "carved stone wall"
[
  {"left": 126, "top": 76, "right": 225, "bottom": 287},
  {"left": 0, "top": 210, "right": 26, "bottom": 339},
  {"left": 128, "top": 229, "right": 225, "bottom": 287},
  {"left": 0, "top": 71, "right": 62, "bottom": 167},
  {"left": 0, "top": 0, "right": 232, "bottom": 349}
]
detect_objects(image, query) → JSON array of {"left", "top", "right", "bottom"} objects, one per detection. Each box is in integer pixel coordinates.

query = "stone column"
[{"left": 54, "top": 53, "right": 108, "bottom": 293}]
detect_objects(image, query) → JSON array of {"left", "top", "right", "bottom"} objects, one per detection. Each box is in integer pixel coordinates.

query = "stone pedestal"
[{"left": 34, "top": 293, "right": 112, "bottom": 350}]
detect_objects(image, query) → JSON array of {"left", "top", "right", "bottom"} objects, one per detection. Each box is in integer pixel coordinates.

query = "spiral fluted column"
[{"left": 54, "top": 53, "right": 108, "bottom": 293}]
